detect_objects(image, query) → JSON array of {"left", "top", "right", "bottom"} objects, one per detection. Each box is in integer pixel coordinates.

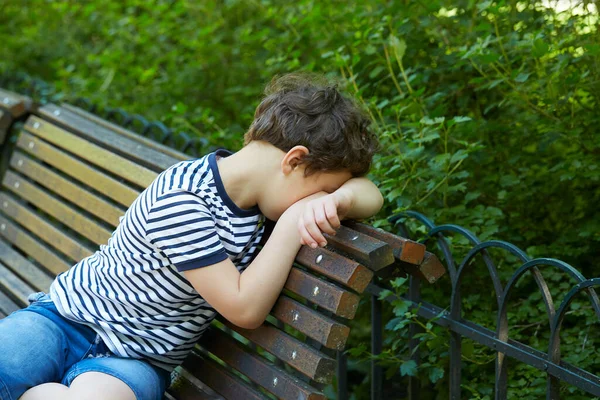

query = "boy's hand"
[{"left": 297, "top": 188, "right": 354, "bottom": 248}]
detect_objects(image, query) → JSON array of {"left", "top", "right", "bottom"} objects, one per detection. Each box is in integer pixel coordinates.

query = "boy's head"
[
  {"left": 244, "top": 72, "right": 378, "bottom": 177},
  {"left": 243, "top": 72, "right": 380, "bottom": 220}
]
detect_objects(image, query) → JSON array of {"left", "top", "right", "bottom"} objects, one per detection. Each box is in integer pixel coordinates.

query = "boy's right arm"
[{"left": 181, "top": 193, "right": 323, "bottom": 329}]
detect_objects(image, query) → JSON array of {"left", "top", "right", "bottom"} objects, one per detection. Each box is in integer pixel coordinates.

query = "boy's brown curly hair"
[{"left": 243, "top": 72, "right": 379, "bottom": 177}]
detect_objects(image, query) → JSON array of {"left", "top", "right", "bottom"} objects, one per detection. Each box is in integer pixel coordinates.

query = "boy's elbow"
[{"left": 227, "top": 308, "right": 265, "bottom": 330}]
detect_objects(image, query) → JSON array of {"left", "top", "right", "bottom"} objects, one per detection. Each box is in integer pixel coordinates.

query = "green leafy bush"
[{"left": 1, "top": 0, "right": 599, "bottom": 398}]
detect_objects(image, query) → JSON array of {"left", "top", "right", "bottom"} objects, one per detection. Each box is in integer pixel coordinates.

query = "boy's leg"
[
  {"left": 20, "top": 373, "right": 134, "bottom": 400},
  {"left": 60, "top": 356, "right": 170, "bottom": 400},
  {"left": 0, "top": 309, "right": 67, "bottom": 400}
]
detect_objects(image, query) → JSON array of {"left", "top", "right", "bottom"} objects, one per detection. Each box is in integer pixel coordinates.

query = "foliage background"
[{"left": 1, "top": 0, "right": 599, "bottom": 399}]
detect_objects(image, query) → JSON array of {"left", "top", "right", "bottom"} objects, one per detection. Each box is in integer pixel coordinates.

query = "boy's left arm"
[
  {"left": 297, "top": 177, "right": 384, "bottom": 248},
  {"left": 333, "top": 176, "right": 384, "bottom": 220}
]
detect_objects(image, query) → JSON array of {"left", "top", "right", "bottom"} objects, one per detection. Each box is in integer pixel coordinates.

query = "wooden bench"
[{"left": 0, "top": 89, "right": 445, "bottom": 400}]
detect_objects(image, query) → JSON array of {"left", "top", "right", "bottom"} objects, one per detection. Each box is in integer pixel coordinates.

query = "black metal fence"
[
  {"left": 357, "top": 213, "right": 600, "bottom": 399},
  {"left": 2, "top": 73, "right": 599, "bottom": 399}
]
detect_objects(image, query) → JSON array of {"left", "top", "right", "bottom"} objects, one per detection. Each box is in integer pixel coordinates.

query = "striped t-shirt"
[{"left": 50, "top": 149, "right": 266, "bottom": 372}]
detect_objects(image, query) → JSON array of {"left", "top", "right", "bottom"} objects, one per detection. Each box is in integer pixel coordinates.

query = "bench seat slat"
[
  {"left": 200, "top": 328, "right": 326, "bottom": 400},
  {"left": 24, "top": 116, "right": 157, "bottom": 189},
  {"left": 10, "top": 152, "right": 125, "bottom": 228},
  {"left": 0, "top": 193, "right": 94, "bottom": 262},
  {"left": 344, "top": 220, "right": 426, "bottom": 265},
  {"left": 0, "top": 215, "right": 72, "bottom": 275},
  {"left": 167, "top": 365, "right": 225, "bottom": 400},
  {"left": 295, "top": 246, "right": 373, "bottom": 293},
  {"left": 221, "top": 318, "right": 336, "bottom": 383},
  {"left": 272, "top": 296, "right": 350, "bottom": 350},
  {"left": 323, "top": 225, "right": 394, "bottom": 271},
  {"left": 0, "top": 240, "right": 52, "bottom": 292},
  {"left": 16, "top": 132, "right": 140, "bottom": 207},
  {"left": 181, "top": 351, "right": 269, "bottom": 400},
  {"left": 286, "top": 267, "right": 359, "bottom": 319}
]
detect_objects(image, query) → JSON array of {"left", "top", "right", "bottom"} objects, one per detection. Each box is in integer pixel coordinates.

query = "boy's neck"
[{"left": 215, "top": 141, "right": 277, "bottom": 212}]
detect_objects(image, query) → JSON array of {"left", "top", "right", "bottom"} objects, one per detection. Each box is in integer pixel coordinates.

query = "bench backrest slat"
[
  {"left": 0, "top": 192, "right": 94, "bottom": 262},
  {"left": 16, "top": 132, "right": 140, "bottom": 207},
  {"left": 3, "top": 171, "right": 113, "bottom": 245},
  {"left": 0, "top": 240, "right": 53, "bottom": 292},
  {"left": 25, "top": 116, "right": 157, "bottom": 188},
  {"left": 0, "top": 214, "right": 71, "bottom": 275},
  {"left": 39, "top": 104, "right": 185, "bottom": 171},
  {"left": 10, "top": 151, "right": 125, "bottom": 227}
]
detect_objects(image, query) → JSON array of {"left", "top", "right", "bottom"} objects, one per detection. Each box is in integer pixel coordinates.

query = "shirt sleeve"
[{"left": 144, "top": 191, "right": 229, "bottom": 272}]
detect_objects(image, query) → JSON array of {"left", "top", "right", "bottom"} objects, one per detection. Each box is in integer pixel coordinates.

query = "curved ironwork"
[{"left": 392, "top": 211, "right": 600, "bottom": 400}]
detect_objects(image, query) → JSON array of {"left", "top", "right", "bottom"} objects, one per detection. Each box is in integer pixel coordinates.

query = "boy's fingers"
[
  {"left": 297, "top": 218, "right": 315, "bottom": 247},
  {"left": 324, "top": 201, "right": 341, "bottom": 229},
  {"left": 304, "top": 208, "right": 327, "bottom": 247},
  {"left": 314, "top": 203, "right": 336, "bottom": 235}
]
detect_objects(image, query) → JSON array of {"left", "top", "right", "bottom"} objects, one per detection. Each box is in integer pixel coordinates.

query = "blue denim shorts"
[{"left": 0, "top": 292, "right": 171, "bottom": 400}]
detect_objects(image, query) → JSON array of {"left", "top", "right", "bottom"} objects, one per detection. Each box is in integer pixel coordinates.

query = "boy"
[{"left": 0, "top": 72, "right": 382, "bottom": 400}]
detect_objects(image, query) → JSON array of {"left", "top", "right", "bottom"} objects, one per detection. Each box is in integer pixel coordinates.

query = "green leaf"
[
  {"left": 514, "top": 73, "right": 530, "bottom": 83},
  {"left": 429, "top": 366, "right": 445, "bottom": 383},
  {"left": 532, "top": 39, "right": 549, "bottom": 58},
  {"left": 400, "top": 360, "right": 417, "bottom": 376},
  {"left": 389, "top": 34, "right": 407, "bottom": 64}
]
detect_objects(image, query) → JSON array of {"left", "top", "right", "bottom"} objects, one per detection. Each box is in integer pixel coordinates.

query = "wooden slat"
[
  {"left": 0, "top": 215, "right": 71, "bottom": 275},
  {"left": 0, "top": 262, "right": 33, "bottom": 306},
  {"left": 0, "top": 193, "right": 93, "bottom": 262},
  {"left": 37, "top": 104, "right": 182, "bottom": 172},
  {"left": 272, "top": 296, "right": 350, "bottom": 350},
  {"left": 167, "top": 365, "right": 225, "bottom": 400},
  {"left": 10, "top": 151, "right": 125, "bottom": 227},
  {"left": 0, "top": 89, "right": 31, "bottom": 118},
  {"left": 61, "top": 103, "right": 190, "bottom": 163},
  {"left": 0, "top": 240, "right": 52, "bottom": 292},
  {"left": 323, "top": 225, "right": 394, "bottom": 271},
  {"left": 200, "top": 328, "right": 326, "bottom": 400},
  {"left": 3, "top": 171, "right": 112, "bottom": 246},
  {"left": 24, "top": 116, "right": 157, "bottom": 188},
  {"left": 0, "top": 109, "right": 11, "bottom": 144},
  {"left": 295, "top": 246, "right": 373, "bottom": 293},
  {"left": 344, "top": 221, "right": 426, "bottom": 265},
  {"left": 181, "top": 351, "right": 269, "bottom": 400},
  {"left": 343, "top": 221, "right": 445, "bottom": 283},
  {"left": 0, "top": 286, "right": 21, "bottom": 316},
  {"left": 286, "top": 267, "right": 359, "bottom": 319},
  {"left": 221, "top": 318, "right": 336, "bottom": 383},
  {"left": 16, "top": 131, "right": 140, "bottom": 207}
]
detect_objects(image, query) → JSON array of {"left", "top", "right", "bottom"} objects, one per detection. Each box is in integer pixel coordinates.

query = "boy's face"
[{"left": 261, "top": 167, "right": 353, "bottom": 221}]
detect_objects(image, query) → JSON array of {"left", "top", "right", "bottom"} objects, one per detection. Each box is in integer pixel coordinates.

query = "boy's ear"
[{"left": 281, "top": 145, "right": 309, "bottom": 175}]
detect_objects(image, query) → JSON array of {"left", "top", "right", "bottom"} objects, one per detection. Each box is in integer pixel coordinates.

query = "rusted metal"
[
  {"left": 323, "top": 225, "right": 395, "bottom": 271},
  {"left": 220, "top": 318, "right": 336, "bottom": 383}
]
